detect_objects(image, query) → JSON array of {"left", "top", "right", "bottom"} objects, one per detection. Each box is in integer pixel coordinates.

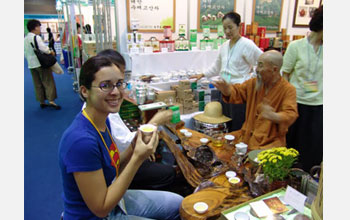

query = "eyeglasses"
[{"left": 91, "top": 81, "right": 128, "bottom": 93}]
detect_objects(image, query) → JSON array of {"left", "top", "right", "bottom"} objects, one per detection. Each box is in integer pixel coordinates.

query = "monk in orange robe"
[{"left": 212, "top": 50, "right": 298, "bottom": 150}]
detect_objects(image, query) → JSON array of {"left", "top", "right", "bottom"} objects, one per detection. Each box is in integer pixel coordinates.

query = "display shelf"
[{"left": 124, "top": 50, "right": 219, "bottom": 76}]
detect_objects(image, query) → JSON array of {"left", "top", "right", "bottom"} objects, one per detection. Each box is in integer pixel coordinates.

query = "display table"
[
  {"left": 219, "top": 188, "right": 312, "bottom": 220},
  {"left": 160, "top": 126, "right": 253, "bottom": 220},
  {"left": 126, "top": 50, "right": 219, "bottom": 76}
]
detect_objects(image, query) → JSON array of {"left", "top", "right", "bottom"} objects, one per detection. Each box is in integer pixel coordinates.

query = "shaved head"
[
  {"left": 261, "top": 50, "right": 283, "bottom": 70},
  {"left": 256, "top": 50, "right": 283, "bottom": 90}
]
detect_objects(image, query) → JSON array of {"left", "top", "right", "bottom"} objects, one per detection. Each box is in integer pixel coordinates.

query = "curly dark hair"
[{"left": 309, "top": 5, "right": 323, "bottom": 32}]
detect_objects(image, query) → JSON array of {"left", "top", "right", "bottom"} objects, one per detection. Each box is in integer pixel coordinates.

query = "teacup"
[
  {"left": 224, "top": 134, "right": 235, "bottom": 146},
  {"left": 235, "top": 142, "right": 248, "bottom": 155},
  {"left": 193, "top": 202, "right": 208, "bottom": 214},
  {"left": 139, "top": 124, "right": 157, "bottom": 144}
]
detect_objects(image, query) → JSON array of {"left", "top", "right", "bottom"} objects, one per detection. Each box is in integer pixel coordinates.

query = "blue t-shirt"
[{"left": 59, "top": 112, "right": 120, "bottom": 220}]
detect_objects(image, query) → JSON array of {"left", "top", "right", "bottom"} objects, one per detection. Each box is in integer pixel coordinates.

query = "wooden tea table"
[{"left": 160, "top": 125, "right": 254, "bottom": 220}]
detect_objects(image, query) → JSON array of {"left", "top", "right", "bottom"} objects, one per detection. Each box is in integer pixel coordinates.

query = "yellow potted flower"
[{"left": 257, "top": 147, "right": 299, "bottom": 190}]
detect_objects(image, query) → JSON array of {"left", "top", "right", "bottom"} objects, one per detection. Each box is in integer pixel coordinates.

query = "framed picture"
[
  {"left": 252, "top": 0, "right": 284, "bottom": 33},
  {"left": 292, "top": 0, "right": 322, "bottom": 27},
  {"left": 197, "top": 0, "right": 236, "bottom": 32},
  {"left": 48, "top": 22, "right": 57, "bottom": 33},
  {"left": 126, "top": 0, "right": 176, "bottom": 32},
  {"left": 40, "top": 22, "right": 48, "bottom": 33}
]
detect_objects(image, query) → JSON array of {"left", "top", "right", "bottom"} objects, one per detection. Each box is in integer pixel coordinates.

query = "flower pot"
[{"left": 269, "top": 180, "right": 288, "bottom": 191}]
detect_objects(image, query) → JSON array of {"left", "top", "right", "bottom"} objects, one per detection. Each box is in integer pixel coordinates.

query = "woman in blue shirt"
[{"left": 59, "top": 56, "right": 183, "bottom": 220}]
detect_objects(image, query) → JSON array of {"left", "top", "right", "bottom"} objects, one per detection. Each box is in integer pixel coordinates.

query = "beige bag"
[{"left": 50, "top": 62, "right": 64, "bottom": 74}]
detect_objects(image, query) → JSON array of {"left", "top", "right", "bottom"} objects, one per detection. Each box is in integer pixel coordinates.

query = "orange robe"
[{"left": 223, "top": 77, "right": 298, "bottom": 150}]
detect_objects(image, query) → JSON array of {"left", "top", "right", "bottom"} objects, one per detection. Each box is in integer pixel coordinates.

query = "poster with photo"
[
  {"left": 40, "top": 22, "right": 48, "bottom": 33},
  {"left": 252, "top": 0, "right": 284, "bottom": 33},
  {"left": 197, "top": 0, "right": 236, "bottom": 32},
  {"left": 293, "top": 0, "right": 322, "bottom": 27},
  {"left": 48, "top": 23, "right": 57, "bottom": 33}
]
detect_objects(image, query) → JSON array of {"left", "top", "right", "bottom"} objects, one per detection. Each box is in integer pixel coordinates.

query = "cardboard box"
[
  {"left": 198, "top": 101, "right": 205, "bottom": 111},
  {"left": 246, "top": 24, "right": 251, "bottom": 35},
  {"left": 194, "top": 90, "right": 205, "bottom": 101},
  {"left": 170, "top": 85, "right": 179, "bottom": 91},
  {"left": 191, "top": 82, "right": 197, "bottom": 90},
  {"left": 183, "top": 106, "right": 194, "bottom": 114},
  {"left": 179, "top": 80, "right": 191, "bottom": 90},
  {"left": 281, "top": 28, "right": 287, "bottom": 37},
  {"left": 282, "top": 35, "right": 290, "bottom": 41},
  {"left": 195, "top": 89, "right": 211, "bottom": 102},
  {"left": 239, "top": 22, "right": 245, "bottom": 36},
  {"left": 176, "top": 88, "right": 192, "bottom": 99},
  {"left": 83, "top": 41, "right": 97, "bottom": 56},
  {"left": 155, "top": 90, "right": 176, "bottom": 102},
  {"left": 254, "top": 35, "right": 260, "bottom": 46},
  {"left": 257, "top": 27, "right": 266, "bottom": 38},
  {"left": 252, "top": 22, "right": 259, "bottom": 35},
  {"left": 183, "top": 99, "right": 193, "bottom": 108},
  {"left": 174, "top": 103, "right": 183, "bottom": 114}
]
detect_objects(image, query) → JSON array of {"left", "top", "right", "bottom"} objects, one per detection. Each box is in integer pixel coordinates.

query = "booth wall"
[
  {"left": 61, "top": 0, "right": 312, "bottom": 54},
  {"left": 116, "top": 0, "right": 311, "bottom": 54}
]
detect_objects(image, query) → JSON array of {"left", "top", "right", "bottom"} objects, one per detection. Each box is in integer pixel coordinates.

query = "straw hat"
[{"left": 194, "top": 101, "right": 231, "bottom": 124}]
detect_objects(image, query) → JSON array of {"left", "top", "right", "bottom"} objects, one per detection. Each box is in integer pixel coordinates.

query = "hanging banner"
[{"left": 126, "top": 0, "right": 176, "bottom": 32}]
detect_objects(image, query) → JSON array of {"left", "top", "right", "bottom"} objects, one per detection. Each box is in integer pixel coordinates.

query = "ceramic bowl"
[
  {"left": 224, "top": 134, "right": 235, "bottom": 141},
  {"left": 234, "top": 211, "right": 250, "bottom": 220},
  {"left": 193, "top": 202, "right": 208, "bottom": 214},
  {"left": 180, "top": 129, "right": 188, "bottom": 134},
  {"left": 225, "top": 171, "right": 237, "bottom": 179},
  {"left": 248, "top": 149, "right": 263, "bottom": 166},
  {"left": 184, "top": 132, "right": 192, "bottom": 138},
  {"left": 228, "top": 177, "right": 241, "bottom": 185},
  {"left": 152, "top": 77, "right": 161, "bottom": 83}
]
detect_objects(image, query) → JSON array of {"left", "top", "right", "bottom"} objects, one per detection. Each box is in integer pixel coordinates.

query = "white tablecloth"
[
  {"left": 180, "top": 111, "right": 203, "bottom": 130},
  {"left": 126, "top": 50, "right": 219, "bottom": 76}
]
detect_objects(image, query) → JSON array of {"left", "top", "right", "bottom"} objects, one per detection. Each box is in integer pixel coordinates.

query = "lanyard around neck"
[
  {"left": 307, "top": 42, "right": 322, "bottom": 81},
  {"left": 226, "top": 38, "right": 240, "bottom": 70},
  {"left": 82, "top": 109, "right": 119, "bottom": 177}
]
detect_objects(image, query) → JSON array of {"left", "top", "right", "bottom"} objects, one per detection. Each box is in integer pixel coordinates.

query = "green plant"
[{"left": 257, "top": 147, "right": 299, "bottom": 183}]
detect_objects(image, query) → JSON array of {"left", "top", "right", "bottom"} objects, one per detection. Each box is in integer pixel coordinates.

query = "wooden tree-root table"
[{"left": 160, "top": 126, "right": 253, "bottom": 220}]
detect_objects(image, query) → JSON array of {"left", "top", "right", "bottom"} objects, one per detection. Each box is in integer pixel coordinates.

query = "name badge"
[
  {"left": 220, "top": 71, "right": 231, "bottom": 83},
  {"left": 303, "top": 80, "right": 318, "bottom": 93}
]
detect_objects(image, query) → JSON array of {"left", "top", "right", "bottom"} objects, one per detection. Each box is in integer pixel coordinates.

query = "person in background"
[
  {"left": 76, "top": 23, "right": 83, "bottom": 66},
  {"left": 59, "top": 55, "right": 183, "bottom": 220},
  {"left": 212, "top": 50, "right": 298, "bottom": 150},
  {"left": 191, "top": 12, "right": 263, "bottom": 132},
  {"left": 281, "top": 5, "right": 323, "bottom": 173},
  {"left": 46, "top": 27, "right": 56, "bottom": 55},
  {"left": 85, "top": 24, "right": 92, "bottom": 34},
  {"left": 93, "top": 49, "right": 177, "bottom": 190},
  {"left": 24, "top": 19, "right": 61, "bottom": 110}
]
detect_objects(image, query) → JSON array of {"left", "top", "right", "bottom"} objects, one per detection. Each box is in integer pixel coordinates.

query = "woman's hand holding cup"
[{"left": 133, "top": 125, "right": 159, "bottom": 161}]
